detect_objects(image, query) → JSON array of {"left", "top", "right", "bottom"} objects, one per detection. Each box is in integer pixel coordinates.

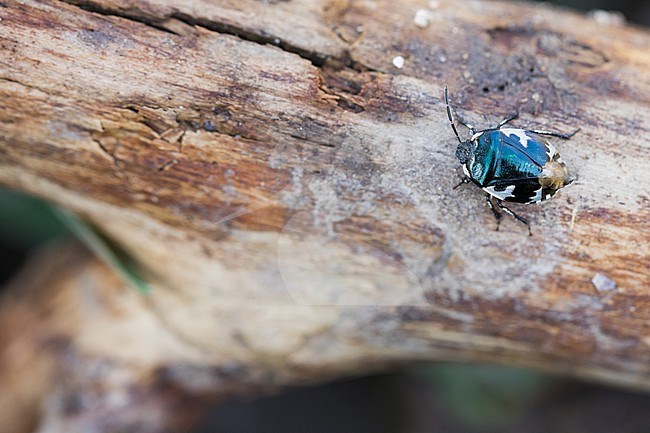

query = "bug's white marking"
[
  {"left": 530, "top": 187, "right": 543, "bottom": 203},
  {"left": 462, "top": 164, "right": 471, "bottom": 178},
  {"left": 545, "top": 194, "right": 552, "bottom": 200},
  {"left": 484, "top": 184, "right": 515, "bottom": 200},
  {"left": 545, "top": 141, "right": 559, "bottom": 160},
  {"left": 501, "top": 128, "right": 532, "bottom": 148}
]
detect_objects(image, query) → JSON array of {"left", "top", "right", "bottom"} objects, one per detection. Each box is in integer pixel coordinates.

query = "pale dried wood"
[{"left": 1, "top": 0, "right": 650, "bottom": 431}]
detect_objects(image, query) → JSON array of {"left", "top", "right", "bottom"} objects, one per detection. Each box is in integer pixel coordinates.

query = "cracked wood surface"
[{"left": 1, "top": 0, "right": 650, "bottom": 430}]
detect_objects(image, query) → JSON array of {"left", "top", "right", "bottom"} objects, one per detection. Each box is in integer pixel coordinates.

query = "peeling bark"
[{"left": 1, "top": 0, "right": 649, "bottom": 431}]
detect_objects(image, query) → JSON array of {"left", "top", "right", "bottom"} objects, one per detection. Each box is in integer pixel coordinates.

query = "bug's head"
[
  {"left": 444, "top": 86, "right": 473, "bottom": 165},
  {"left": 455, "top": 140, "right": 474, "bottom": 164}
]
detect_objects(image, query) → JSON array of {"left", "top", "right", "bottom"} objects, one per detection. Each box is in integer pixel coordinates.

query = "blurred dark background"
[
  {"left": 549, "top": 0, "right": 650, "bottom": 26},
  {"left": 1, "top": 1, "right": 649, "bottom": 432}
]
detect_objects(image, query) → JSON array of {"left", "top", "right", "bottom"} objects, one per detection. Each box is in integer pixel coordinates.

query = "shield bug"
[{"left": 444, "top": 86, "right": 578, "bottom": 235}]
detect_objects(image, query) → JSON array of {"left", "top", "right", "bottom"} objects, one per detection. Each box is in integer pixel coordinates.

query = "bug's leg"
[
  {"left": 454, "top": 111, "right": 476, "bottom": 135},
  {"left": 485, "top": 194, "right": 501, "bottom": 231},
  {"left": 497, "top": 111, "right": 519, "bottom": 129},
  {"left": 453, "top": 177, "right": 471, "bottom": 190},
  {"left": 496, "top": 199, "right": 532, "bottom": 236},
  {"left": 457, "top": 118, "right": 476, "bottom": 135},
  {"left": 527, "top": 128, "right": 580, "bottom": 139}
]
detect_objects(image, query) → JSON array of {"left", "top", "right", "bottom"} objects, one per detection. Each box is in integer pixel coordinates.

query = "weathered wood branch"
[{"left": 1, "top": 0, "right": 649, "bottom": 430}]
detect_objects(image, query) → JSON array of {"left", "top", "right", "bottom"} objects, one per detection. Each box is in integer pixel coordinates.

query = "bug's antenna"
[{"left": 444, "top": 86, "right": 463, "bottom": 144}]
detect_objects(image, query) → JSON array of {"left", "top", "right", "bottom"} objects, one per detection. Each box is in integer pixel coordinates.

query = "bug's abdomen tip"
[{"left": 539, "top": 160, "right": 572, "bottom": 190}]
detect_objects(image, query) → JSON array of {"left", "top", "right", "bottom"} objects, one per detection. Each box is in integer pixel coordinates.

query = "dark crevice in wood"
[
  {"left": 0, "top": 76, "right": 48, "bottom": 94},
  {"left": 59, "top": 0, "right": 178, "bottom": 35},
  {"left": 167, "top": 14, "right": 379, "bottom": 74},
  {"left": 170, "top": 12, "right": 330, "bottom": 67},
  {"left": 92, "top": 138, "right": 118, "bottom": 166},
  {"left": 58, "top": 0, "right": 330, "bottom": 66},
  {"left": 57, "top": 0, "right": 382, "bottom": 74}
]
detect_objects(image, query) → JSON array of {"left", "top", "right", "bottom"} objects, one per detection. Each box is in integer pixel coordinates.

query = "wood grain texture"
[{"left": 1, "top": 0, "right": 650, "bottom": 429}]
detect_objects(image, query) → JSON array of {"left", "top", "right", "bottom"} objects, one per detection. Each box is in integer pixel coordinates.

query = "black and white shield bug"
[{"left": 444, "top": 86, "right": 578, "bottom": 235}]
